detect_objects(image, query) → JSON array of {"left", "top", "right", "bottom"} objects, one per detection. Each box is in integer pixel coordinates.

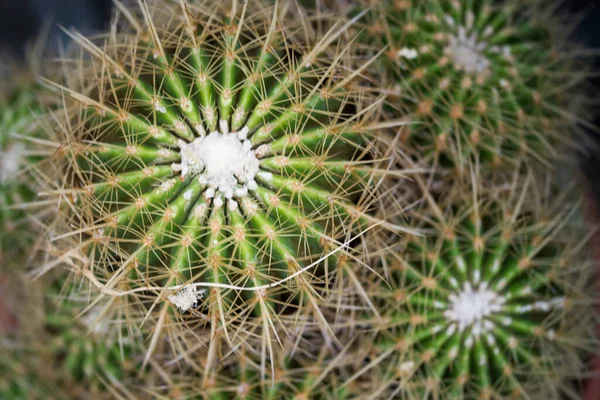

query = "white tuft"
[
  {"left": 173, "top": 130, "right": 260, "bottom": 199},
  {"left": 399, "top": 361, "right": 415, "bottom": 374},
  {"left": 444, "top": 26, "right": 490, "bottom": 75},
  {"left": 195, "top": 124, "right": 206, "bottom": 136},
  {"left": 219, "top": 120, "right": 229, "bottom": 134},
  {"left": 237, "top": 126, "right": 250, "bottom": 140},
  {"left": 397, "top": 47, "right": 419, "bottom": 60},
  {"left": 0, "top": 141, "right": 25, "bottom": 183},
  {"left": 444, "top": 282, "right": 506, "bottom": 335},
  {"left": 168, "top": 285, "right": 205, "bottom": 312},
  {"left": 228, "top": 199, "right": 239, "bottom": 211}
]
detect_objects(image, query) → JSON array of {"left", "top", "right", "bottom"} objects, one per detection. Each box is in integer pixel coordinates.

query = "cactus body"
[
  {"left": 364, "top": 191, "right": 591, "bottom": 399},
  {"left": 0, "top": 89, "right": 40, "bottom": 260},
  {"left": 359, "top": 0, "right": 569, "bottom": 171},
  {"left": 38, "top": 0, "right": 390, "bottom": 368}
]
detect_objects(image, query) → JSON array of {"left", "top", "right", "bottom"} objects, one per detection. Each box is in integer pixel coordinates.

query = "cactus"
[
  {"left": 44, "top": 280, "right": 138, "bottom": 396},
  {"left": 351, "top": 0, "right": 579, "bottom": 172},
  {"left": 356, "top": 178, "right": 594, "bottom": 399},
  {"left": 34, "top": 0, "right": 401, "bottom": 372},
  {"left": 150, "top": 341, "right": 359, "bottom": 400},
  {"left": 2, "top": 0, "right": 597, "bottom": 398},
  {"left": 0, "top": 88, "right": 41, "bottom": 261}
]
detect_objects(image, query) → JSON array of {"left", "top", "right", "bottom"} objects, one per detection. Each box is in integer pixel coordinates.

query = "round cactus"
[
  {"left": 37, "top": 0, "right": 395, "bottom": 368},
  {"left": 354, "top": 0, "right": 576, "bottom": 172},
  {"left": 358, "top": 184, "right": 594, "bottom": 399}
]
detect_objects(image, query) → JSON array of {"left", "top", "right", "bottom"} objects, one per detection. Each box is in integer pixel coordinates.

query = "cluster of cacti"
[{"left": 1, "top": 0, "right": 598, "bottom": 399}]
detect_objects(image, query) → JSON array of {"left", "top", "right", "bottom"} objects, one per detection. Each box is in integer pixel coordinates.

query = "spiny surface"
[
  {"left": 0, "top": 89, "right": 40, "bottom": 261},
  {"left": 358, "top": 0, "right": 575, "bottom": 171},
  {"left": 362, "top": 194, "right": 592, "bottom": 399},
  {"left": 41, "top": 0, "right": 385, "bottom": 367},
  {"left": 44, "top": 280, "right": 138, "bottom": 395}
]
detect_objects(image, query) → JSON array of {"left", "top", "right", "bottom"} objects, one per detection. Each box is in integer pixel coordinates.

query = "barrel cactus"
[
  {"left": 351, "top": 0, "right": 577, "bottom": 172},
  {"left": 36, "top": 0, "right": 400, "bottom": 369},
  {"left": 357, "top": 180, "right": 594, "bottom": 399}
]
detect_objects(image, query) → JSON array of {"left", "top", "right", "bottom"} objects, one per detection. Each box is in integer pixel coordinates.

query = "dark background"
[{"left": 1, "top": 0, "right": 600, "bottom": 185}]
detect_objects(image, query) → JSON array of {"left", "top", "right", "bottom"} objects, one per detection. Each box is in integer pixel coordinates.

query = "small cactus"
[
  {"left": 359, "top": 179, "right": 594, "bottom": 399},
  {"left": 354, "top": 0, "right": 578, "bottom": 172}
]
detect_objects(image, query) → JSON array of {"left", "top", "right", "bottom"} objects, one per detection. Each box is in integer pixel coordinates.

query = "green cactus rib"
[
  {"left": 366, "top": 198, "right": 582, "bottom": 399},
  {"left": 48, "top": 1, "right": 382, "bottom": 340},
  {"left": 0, "top": 89, "right": 39, "bottom": 260},
  {"left": 360, "top": 0, "right": 566, "bottom": 170}
]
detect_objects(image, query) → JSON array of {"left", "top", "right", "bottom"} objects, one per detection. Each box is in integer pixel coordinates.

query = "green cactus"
[
  {"left": 357, "top": 181, "right": 593, "bottom": 399},
  {"left": 45, "top": 279, "right": 137, "bottom": 396},
  {"left": 352, "top": 0, "right": 576, "bottom": 172},
  {"left": 151, "top": 343, "right": 358, "bottom": 400},
  {"left": 0, "top": 88, "right": 41, "bottom": 261},
  {"left": 35, "top": 0, "right": 399, "bottom": 373},
  {"left": 5, "top": 0, "right": 596, "bottom": 398}
]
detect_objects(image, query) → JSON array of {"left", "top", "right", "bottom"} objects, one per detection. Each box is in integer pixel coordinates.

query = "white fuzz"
[
  {"left": 172, "top": 125, "right": 260, "bottom": 199},
  {"left": 81, "top": 305, "right": 110, "bottom": 335},
  {"left": 0, "top": 141, "right": 25, "bottom": 183},
  {"left": 444, "top": 24, "right": 490, "bottom": 75},
  {"left": 398, "top": 361, "right": 415, "bottom": 375},
  {"left": 444, "top": 282, "right": 506, "bottom": 335},
  {"left": 168, "top": 285, "right": 205, "bottom": 312},
  {"left": 397, "top": 47, "right": 419, "bottom": 60}
]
